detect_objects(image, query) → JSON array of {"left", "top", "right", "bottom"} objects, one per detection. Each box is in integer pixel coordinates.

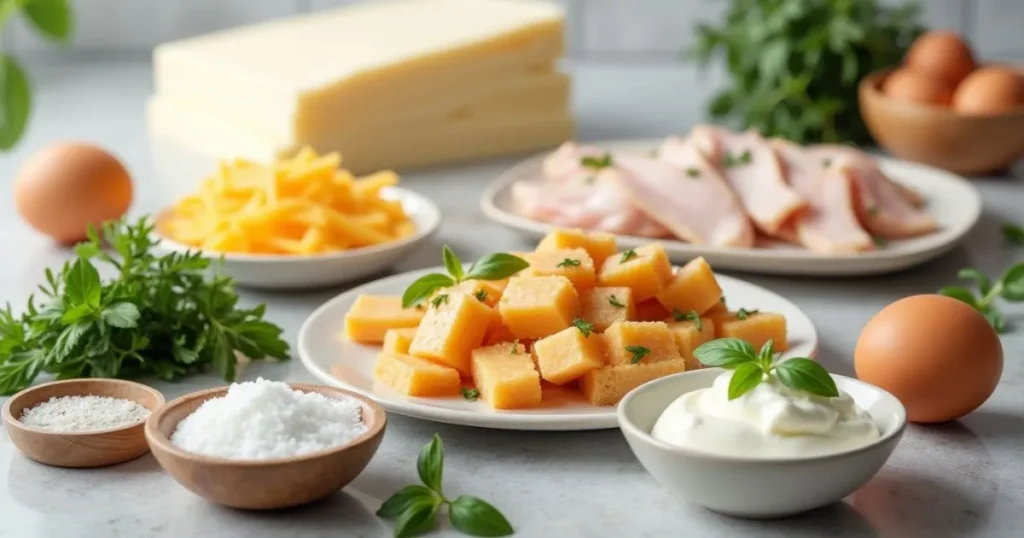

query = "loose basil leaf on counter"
[
  {"left": 958, "top": 268, "right": 992, "bottom": 296},
  {"left": 23, "top": 0, "right": 73, "bottom": 42},
  {"left": 443, "top": 245, "right": 464, "bottom": 282},
  {"left": 377, "top": 485, "right": 436, "bottom": 519},
  {"left": 464, "top": 253, "right": 529, "bottom": 282},
  {"left": 1002, "top": 222, "right": 1024, "bottom": 245},
  {"left": 449, "top": 496, "right": 514, "bottom": 537},
  {"left": 0, "top": 54, "right": 31, "bottom": 150},
  {"left": 402, "top": 273, "right": 455, "bottom": 308},
  {"left": 774, "top": 358, "right": 838, "bottom": 398},
  {"left": 984, "top": 310, "right": 1007, "bottom": 333},
  {"left": 417, "top": 434, "right": 445, "bottom": 494},
  {"left": 394, "top": 498, "right": 441, "bottom": 538},
  {"left": 727, "top": 362, "right": 764, "bottom": 401},
  {"left": 999, "top": 263, "right": 1024, "bottom": 301},
  {"left": 937, "top": 286, "right": 977, "bottom": 308},
  {"left": 693, "top": 338, "right": 756, "bottom": 368}
]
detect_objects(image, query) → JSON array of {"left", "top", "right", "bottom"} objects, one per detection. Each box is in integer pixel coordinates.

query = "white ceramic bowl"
[
  {"left": 617, "top": 368, "right": 906, "bottom": 518},
  {"left": 152, "top": 187, "right": 441, "bottom": 290}
]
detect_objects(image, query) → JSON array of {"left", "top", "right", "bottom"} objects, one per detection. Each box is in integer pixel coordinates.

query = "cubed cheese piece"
[
  {"left": 345, "top": 295, "right": 425, "bottom": 343},
  {"left": 602, "top": 321, "right": 682, "bottom": 366},
  {"left": 633, "top": 298, "right": 670, "bottom": 322},
  {"left": 655, "top": 257, "right": 723, "bottom": 314},
  {"left": 580, "top": 286, "right": 634, "bottom": 332},
  {"left": 714, "top": 311, "right": 789, "bottom": 352},
  {"left": 382, "top": 327, "right": 419, "bottom": 355},
  {"left": 409, "top": 292, "right": 493, "bottom": 375},
  {"left": 373, "top": 352, "right": 461, "bottom": 397},
  {"left": 532, "top": 326, "right": 605, "bottom": 385},
  {"left": 598, "top": 244, "right": 673, "bottom": 301},
  {"left": 483, "top": 320, "right": 518, "bottom": 346},
  {"left": 498, "top": 275, "right": 579, "bottom": 339},
  {"left": 580, "top": 359, "right": 687, "bottom": 406},
  {"left": 667, "top": 318, "right": 716, "bottom": 371},
  {"left": 536, "top": 228, "right": 617, "bottom": 267},
  {"left": 471, "top": 343, "right": 542, "bottom": 409},
  {"left": 524, "top": 248, "right": 596, "bottom": 290}
]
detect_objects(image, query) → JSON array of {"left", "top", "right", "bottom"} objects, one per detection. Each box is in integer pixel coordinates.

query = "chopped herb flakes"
[
  {"left": 431, "top": 294, "right": 449, "bottom": 308},
  {"left": 461, "top": 387, "right": 480, "bottom": 401},
  {"left": 686, "top": 167, "right": 701, "bottom": 178},
  {"left": 620, "top": 249, "right": 638, "bottom": 263},
  {"left": 626, "top": 345, "right": 650, "bottom": 364},
  {"left": 672, "top": 309, "right": 702, "bottom": 330},
  {"left": 473, "top": 289, "right": 488, "bottom": 302},
  {"left": 572, "top": 318, "right": 594, "bottom": 337},
  {"left": 581, "top": 152, "right": 613, "bottom": 170},
  {"left": 736, "top": 308, "right": 758, "bottom": 320},
  {"left": 608, "top": 295, "right": 626, "bottom": 308},
  {"left": 556, "top": 258, "right": 581, "bottom": 268}
]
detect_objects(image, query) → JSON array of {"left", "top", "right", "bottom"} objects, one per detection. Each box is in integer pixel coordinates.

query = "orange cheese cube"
[
  {"left": 667, "top": 318, "right": 716, "bottom": 370},
  {"left": 483, "top": 320, "right": 518, "bottom": 346},
  {"left": 409, "top": 292, "right": 493, "bottom": 375},
  {"left": 373, "top": 352, "right": 461, "bottom": 397},
  {"left": 536, "top": 228, "right": 617, "bottom": 267},
  {"left": 602, "top": 321, "right": 682, "bottom": 366},
  {"left": 524, "top": 248, "right": 596, "bottom": 290},
  {"left": 655, "top": 257, "right": 723, "bottom": 314},
  {"left": 471, "top": 343, "right": 542, "bottom": 409},
  {"left": 345, "top": 295, "right": 425, "bottom": 344},
  {"left": 498, "top": 276, "right": 580, "bottom": 339},
  {"left": 580, "top": 286, "right": 634, "bottom": 332},
  {"left": 598, "top": 243, "right": 673, "bottom": 301},
  {"left": 532, "top": 326, "right": 606, "bottom": 385},
  {"left": 382, "top": 327, "right": 418, "bottom": 355},
  {"left": 580, "top": 359, "right": 687, "bottom": 406},
  {"left": 633, "top": 298, "right": 670, "bottom": 322},
  {"left": 714, "top": 311, "right": 789, "bottom": 352}
]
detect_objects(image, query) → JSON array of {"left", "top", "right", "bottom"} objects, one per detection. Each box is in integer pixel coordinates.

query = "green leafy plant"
[
  {"left": 691, "top": 0, "right": 923, "bottom": 145},
  {"left": 0, "top": 0, "right": 74, "bottom": 149},
  {"left": 402, "top": 246, "right": 528, "bottom": 308},
  {"left": 0, "top": 217, "right": 289, "bottom": 395},
  {"left": 938, "top": 264, "right": 1024, "bottom": 333},
  {"left": 694, "top": 338, "right": 837, "bottom": 400},
  {"left": 1002, "top": 222, "right": 1024, "bottom": 245},
  {"left": 378, "top": 435, "right": 514, "bottom": 538}
]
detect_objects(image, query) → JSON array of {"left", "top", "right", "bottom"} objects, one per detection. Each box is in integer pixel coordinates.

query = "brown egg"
[
  {"left": 15, "top": 142, "right": 133, "bottom": 244},
  {"left": 905, "top": 30, "right": 976, "bottom": 86},
  {"left": 883, "top": 68, "right": 953, "bottom": 107},
  {"left": 952, "top": 67, "right": 1024, "bottom": 115},
  {"left": 854, "top": 294, "right": 1002, "bottom": 423}
]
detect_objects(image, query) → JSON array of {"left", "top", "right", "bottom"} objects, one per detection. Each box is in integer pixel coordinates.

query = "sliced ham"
[
  {"left": 689, "top": 125, "right": 807, "bottom": 235},
  {"left": 615, "top": 142, "right": 755, "bottom": 248},
  {"left": 541, "top": 142, "right": 606, "bottom": 180},
  {"left": 810, "top": 144, "right": 925, "bottom": 207},
  {"left": 773, "top": 140, "right": 874, "bottom": 254}
]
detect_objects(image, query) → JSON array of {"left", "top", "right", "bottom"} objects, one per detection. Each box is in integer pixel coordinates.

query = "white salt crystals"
[
  {"left": 20, "top": 395, "right": 150, "bottom": 433},
  {"left": 170, "top": 378, "right": 367, "bottom": 460}
]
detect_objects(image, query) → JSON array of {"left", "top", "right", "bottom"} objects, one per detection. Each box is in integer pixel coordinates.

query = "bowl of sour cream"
[{"left": 617, "top": 367, "right": 906, "bottom": 518}]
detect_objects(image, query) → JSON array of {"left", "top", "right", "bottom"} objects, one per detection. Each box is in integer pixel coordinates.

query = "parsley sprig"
[
  {"left": 580, "top": 152, "right": 613, "bottom": 170},
  {"left": 0, "top": 217, "right": 289, "bottom": 395},
  {"left": 402, "top": 246, "right": 528, "bottom": 308},
  {"left": 694, "top": 338, "right": 837, "bottom": 400},
  {"left": 378, "top": 435, "right": 513, "bottom": 538},
  {"left": 938, "top": 264, "right": 1024, "bottom": 333}
]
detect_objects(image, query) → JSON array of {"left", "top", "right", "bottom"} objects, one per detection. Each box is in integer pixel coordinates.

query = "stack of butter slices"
[{"left": 147, "top": 0, "right": 572, "bottom": 174}]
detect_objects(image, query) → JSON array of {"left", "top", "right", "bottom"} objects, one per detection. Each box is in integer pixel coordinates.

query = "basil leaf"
[
  {"left": 774, "top": 358, "right": 839, "bottom": 398},
  {"left": 937, "top": 286, "right": 977, "bottom": 308},
  {"left": 449, "top": 495, "right": 514, "bottom": 537},
  {"left": 727, "top": 362, "right": 764, "bottom": 400},
  {"left": 416, "top": 434, "right": 445, "bottom": 494},
  {"left": 756, "top": 338, "right": 775, "bottom": 369},
  {"left": 1001, "top": 222, "right": 1024, "bottom": 245},
  {"left": 957, "top": 268, "right": 992, "bottom": 295},
  {"left": 23, "top": 0, "right": 73, "bottom": 42},
  {"left": 442, "top": 245, "right": 464, "bottom": 282},
  {"left": 693, "top": 337, "right": 756, "bottom": 368},
  {"left": 376, "top": 485, "right": 435, "bottom": 519},
  {"left": 64, "top": 258, "right": 101, "bottom": 309},
  {"left": 464, "top": 253, "right": 529, "bottom": 281},
  {"left": 983, "top": 309, "right": 1007, "bottom": 334},
  {"left": 393, "top": 497, "right": 439, "bottom": 538},
  {"left": 100, "top": 302, "right": 140, "bottom": 329},
  {"left": 0, "top": 54, "right": 30, "bottom": 150},
  {"left": 402, "top": 273, "right": 454, "bottom": 308},
  {"left": 999, "top": 263, "right": 1024, "bottom": 301}
]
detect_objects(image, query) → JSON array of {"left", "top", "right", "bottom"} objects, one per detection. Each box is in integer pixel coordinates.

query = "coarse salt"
[
  {"left": 170, "top": 378, "right": 367, "bottom": 460},
  {"left": 19, "top": 395, "right": 150, "bottom": 433}
]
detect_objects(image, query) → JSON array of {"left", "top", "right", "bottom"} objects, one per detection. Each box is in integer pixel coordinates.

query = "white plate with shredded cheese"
[{"left": 297, "top": 267, "right": 818, "bottom": 431}]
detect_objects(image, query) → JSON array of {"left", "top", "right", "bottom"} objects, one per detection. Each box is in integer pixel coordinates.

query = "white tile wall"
[{"left": 6, "top": 0, "right": 1019, "bottom": 62}]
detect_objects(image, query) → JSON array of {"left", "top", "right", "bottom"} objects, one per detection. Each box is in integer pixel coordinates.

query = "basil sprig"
[
  {"left": 402, "top": 246, "right": 529, "bottom": 308},
  {"left": 694, "top": 338, "right": 837, "bottom": 401},
  {"left": 938, "top": 263, "right": 1024, "bottom": 333},
  {"left": 378, "top": 435, "right": 514, "bottom": 538}
]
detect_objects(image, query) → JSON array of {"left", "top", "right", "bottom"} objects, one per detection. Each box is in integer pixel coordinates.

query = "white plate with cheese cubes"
[{"left": 298, "top": 267, "right": 818, "bottom": 431}]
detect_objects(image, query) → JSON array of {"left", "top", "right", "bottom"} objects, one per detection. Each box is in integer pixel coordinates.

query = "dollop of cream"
[{"left": 651, "top": 371, "right": 880, "bottom": 458}]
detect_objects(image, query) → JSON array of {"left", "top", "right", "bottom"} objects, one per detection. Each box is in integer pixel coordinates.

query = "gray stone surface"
[{"left": 1, "top": 59, "right": 1023, "bottom": 538}]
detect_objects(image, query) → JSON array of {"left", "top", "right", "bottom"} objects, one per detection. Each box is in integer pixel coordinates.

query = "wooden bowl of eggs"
[{"left": 859, "top": 31, "right": 1024, "bottom": 176}]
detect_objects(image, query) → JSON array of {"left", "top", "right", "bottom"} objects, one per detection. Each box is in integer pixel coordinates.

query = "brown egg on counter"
[
  {"left": 14, "top": 142, "right": 134, "bottom": 244},
  {"left": 905, "top": 30, "right": 976, "bottom": 86},
  {"left": 883, "top": 68, "right": 954, "bottom": 107},
  {"left": 952, "top": 67, "right": 1024, "bottom": 115},
  {"left": 854, "top": 294, "right": 1002, "bottom": 423}
]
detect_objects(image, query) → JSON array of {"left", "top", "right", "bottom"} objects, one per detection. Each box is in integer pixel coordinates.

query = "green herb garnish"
[
  {"left": 686, "top": 167, "right": 701, "bottom": 178},
  {"left": 694, "top": 338, "right": 838, "bottom": 400},
  {"left": 608, "top": 295, "right": 626, "bottom": 308},
  {"left": 872, "top": 236, "right": 887, "bottom": 247},
  {"left": 722, "top": 150, "right": 752, "bottom": 168},
  {"left": 571, "top": 318, "right": 594, "bottom": 337},
  {"left": 556, "top": 258, "right": 581, "bottom": 268},
  {"left": 735, "top": 308, "right": 758, "bottom": 320},
  {"left": 510, "top": 339, "right": 520, "bottom": 354},
  {"left": 671, "top": 308, "right": 702, "bottom": 330},
  {"left": 866, "top": 206, "right": 879, "bottom": 217},
  {"left": 460, "top": 387, "right": 479, "bottom": 401},
  {"left": 473, "top": 289, "right": 487, "bottom": 302},
  {"left": 431, "top": 294, "right": 449, "bottom": 309},
  {"left": 580, "top": 152, "right": 613, "bottom": 170},
  {"left": 620, "top": 249, "right": 638, "bottom": 263},
  {"left": 1002, "top": 222, "right": 1024, "bottom": 245},
  {"left": 626, "top": 345, "right": 650, "bottom": 364},
  {"left": 939, "top": 264, "right": 1024, "bottom": 333},
  {"left": 378, "top": 435, "right": 513, "bottom": 538},
  {"left": 402, "top": 246, "right": 529, "bottom": 308},
  {"left": 0, "top": 217, "right": 289, "bottom": 395}
]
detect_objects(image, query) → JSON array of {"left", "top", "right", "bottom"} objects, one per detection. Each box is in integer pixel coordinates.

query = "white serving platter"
[
  {"left": 480, "top": 139, "right": 982, "bottom": 276},
  {"left": 297, "top": 267, "right": 818, "bottom": 431}
]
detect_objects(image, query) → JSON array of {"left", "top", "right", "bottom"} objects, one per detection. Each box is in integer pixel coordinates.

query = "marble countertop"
[{"left": 1, "top": 58, "right": 1023, "bottom": 538}]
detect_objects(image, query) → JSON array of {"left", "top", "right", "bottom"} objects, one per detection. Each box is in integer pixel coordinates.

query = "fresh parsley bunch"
[
  {"left": 0, "top": 217, "right": 289, "bottom": 395},
  {"left": 402, "top": 246, "right": 529, "bottom": 308},
  {"left": 378, "top": 435, "right": 513, "bottom": 538},
  {"left": 694, "top": 338, "right": 837, "bottom": 400},
  {"left": 939, "top": 264, "right": 1024, "bottom": 333},
  {"left": 691, "top": 0, "right": 923, "bottom": 145}
]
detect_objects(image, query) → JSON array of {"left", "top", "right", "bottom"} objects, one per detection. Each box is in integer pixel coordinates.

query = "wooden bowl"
[
  {"left": 145, "top": 383, "right": 386, "bottom": 510},
  {"left": 1, "top": 379, "right": 165, "bottom": 468},
  {"left": 859, "top": 68, "right": 1024, "bottom": 175}
]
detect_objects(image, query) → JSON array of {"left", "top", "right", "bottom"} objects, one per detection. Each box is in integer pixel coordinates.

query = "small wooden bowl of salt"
[{"left": 2, "top": 379, "right": 165, "bottom": 468}]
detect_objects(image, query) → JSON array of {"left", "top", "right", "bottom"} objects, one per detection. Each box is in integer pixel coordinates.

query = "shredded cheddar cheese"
[{"left": 161, "top": 148, "right": 415, "bottom": 255}]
